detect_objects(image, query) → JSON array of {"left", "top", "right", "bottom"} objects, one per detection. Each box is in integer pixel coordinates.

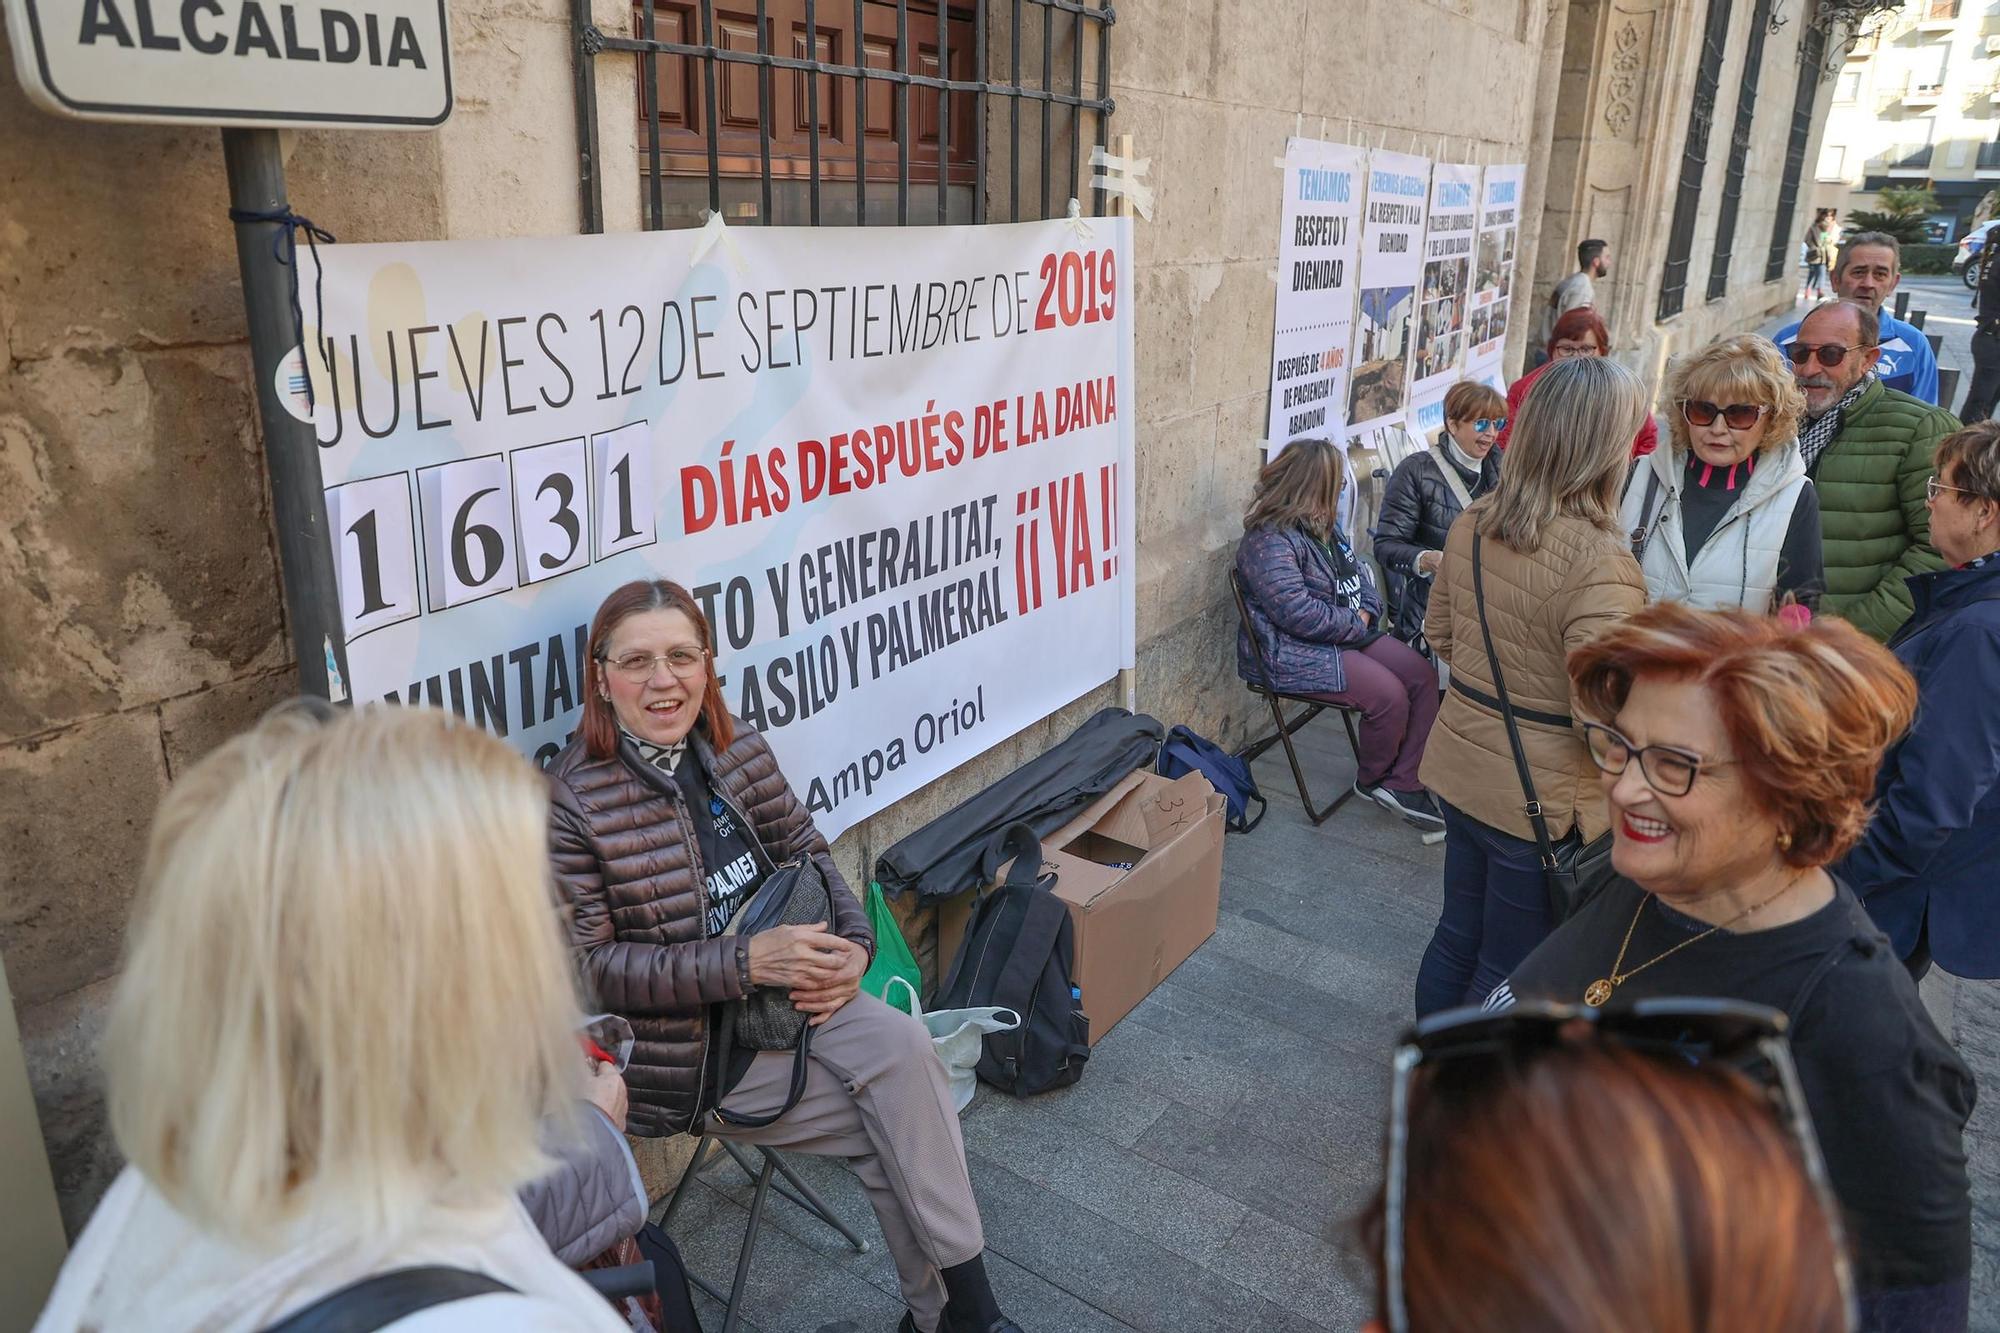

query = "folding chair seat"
[
  {"left": 658, "top": 1134, "right": 870, "bottom": 1333},
  {"left": 1229, "top": 570, "right": 1367, "bottom": 826}
]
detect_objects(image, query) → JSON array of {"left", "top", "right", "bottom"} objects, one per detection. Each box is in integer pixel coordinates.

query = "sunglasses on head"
[
  {"left": 1785, "top": 341, "right": 1852, "bottom": 369},
  {"left": 1680, "top": 400, "right": 1768, "bottom": 430},
  {"left": 1381, "top": 998, "right": 1853, "bottom": 1333}
]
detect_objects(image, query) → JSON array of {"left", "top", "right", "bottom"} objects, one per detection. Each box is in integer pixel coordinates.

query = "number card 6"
[{"left": 417, "top": 454, "right": 519, "bottom": 612}]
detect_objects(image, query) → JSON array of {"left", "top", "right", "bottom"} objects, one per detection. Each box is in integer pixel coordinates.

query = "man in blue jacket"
[
  {"left": 1774, "top": 231, "right": 1940, "bottom": 404},
  {"left": 1839, "top": 420, "right": 2000, "bottom": 978}
]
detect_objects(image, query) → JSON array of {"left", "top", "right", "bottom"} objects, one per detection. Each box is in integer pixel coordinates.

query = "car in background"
[{"left": 1956, "top": 220, "right": 1999, "bottom": 290}]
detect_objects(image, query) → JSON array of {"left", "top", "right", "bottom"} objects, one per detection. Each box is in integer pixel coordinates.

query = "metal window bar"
[
  {"left": 1705, "top": 0, "right": 1771, "bottom": 303},
  {"left": 1658, "top": 0, "right": 1733, "bottom": 321},
  {"left": 1763, "top": 26, "right": 1826, "bottom": 284},
  {"left": 572, "top": 0, "right": 1115, "bottom": 233}
]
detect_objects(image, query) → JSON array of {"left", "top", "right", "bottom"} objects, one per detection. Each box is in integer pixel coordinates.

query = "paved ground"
[{"left": 658, "top": 282, "right": 2000, "bottom": 1332}]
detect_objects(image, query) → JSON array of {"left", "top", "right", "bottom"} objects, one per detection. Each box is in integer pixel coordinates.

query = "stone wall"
[{"left": 2, "top": 0, "right": 1832, "bottom": 1230}]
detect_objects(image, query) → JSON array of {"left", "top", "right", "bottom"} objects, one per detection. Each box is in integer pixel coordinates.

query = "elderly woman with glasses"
[
  {"left": 547, "top": 580, "right": 1021, "bottom": 1333},
  {"left": 1375, "top": 380, "right": 1506, "bottom": 653},
  {"left": 1620, "top": 333, "right": 1824, "bottom": 617},
  {"left": 1490, "top": 603, "right": 1974, "bottom": 1333},
  {"left": 1495, "top": 308, "right": 1660, "bottom": 459}
]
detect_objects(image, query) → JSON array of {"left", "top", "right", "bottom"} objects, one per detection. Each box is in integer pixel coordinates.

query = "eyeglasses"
[
  {"left": 1382, "top": 999, "right": 1853, "bottom": 1333},
  {"left": 600, "top": 647, "right": 709, "bottom": 681},
  {"left": 1784, "top": 341, "right": 1852, "bottom": 369},
  {"left": 1679, "top": 400, "right": 1768, "bottom": 431},
  {"left": 1582, "top": 721, "right": 1739, "bottom": 797},
  {"left": 1468, "top": 417, "right": 1507, "bottom": 433},
  {"left": 1550, "top": 342, "right": 1598, "bottom": 359},
  {"left": 1927, "top": 476, "right": 1986, "bottom": 503}
]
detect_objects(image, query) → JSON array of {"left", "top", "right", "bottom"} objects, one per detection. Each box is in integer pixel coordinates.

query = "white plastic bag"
[{"left": 882, "top": 976, "right": 1020, "bottom": 1112}]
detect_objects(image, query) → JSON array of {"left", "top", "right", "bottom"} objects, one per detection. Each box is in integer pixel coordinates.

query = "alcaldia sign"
[{"left": 6, "top": 0, "right": 450, "bottom": 127}]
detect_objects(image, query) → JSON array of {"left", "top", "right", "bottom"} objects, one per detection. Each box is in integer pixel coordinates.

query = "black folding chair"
[
  {"left": 658, "top": 1134, "right": 869, "bottom": 1333},
  {"left": 1229, "top": 570, "right": 1366, "bottom": 826}
]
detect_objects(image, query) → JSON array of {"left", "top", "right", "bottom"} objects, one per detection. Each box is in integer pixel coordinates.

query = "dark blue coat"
[
  {"left": 1234, "top": 524, "right": 1383, "bottom": 695},
  {"left": 1839, "top": 557, "right": 2000, "bottom": 977}
]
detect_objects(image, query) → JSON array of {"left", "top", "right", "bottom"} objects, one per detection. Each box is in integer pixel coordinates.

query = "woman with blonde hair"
[
  {"left": 1623, "top": 333, "right": 1822, "bottom": 616},
  {"left": 34, "top": 705, "right": 632, "bottom": 1332},
  {"left": 1414, "top": 355, "right": 1648, "bottom": 1014},
  {"left": 1236, "top": 438, "right": 1443, "bottom": 829}
]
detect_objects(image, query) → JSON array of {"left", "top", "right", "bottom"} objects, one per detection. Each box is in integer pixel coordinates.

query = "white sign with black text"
[{"left": 5, "top": 0, "right": 451, "bottom": 127}]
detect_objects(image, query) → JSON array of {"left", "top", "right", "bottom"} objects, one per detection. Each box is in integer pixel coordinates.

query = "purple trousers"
[{"left": 1304, "top": 635, "right": 1440, "bottom": 792}]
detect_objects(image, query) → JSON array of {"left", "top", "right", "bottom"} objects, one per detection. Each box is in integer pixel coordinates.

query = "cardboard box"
[{"left": 935, "top": 769, "right": 1225, "bottom": 1042}]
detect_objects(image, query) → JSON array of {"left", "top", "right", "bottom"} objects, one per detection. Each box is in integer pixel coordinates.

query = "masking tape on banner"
[
  {"left": 1063, "top": 197, "right": 1097, "bottom": 241},
  {"left": 1087, "top": 145, "right": 1155, "bottom": 221},
  {"left": 689, "top": 209, "right": 749, "bottom": 277}
]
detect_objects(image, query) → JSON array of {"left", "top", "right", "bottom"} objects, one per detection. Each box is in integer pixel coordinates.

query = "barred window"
[
  {"left": 1659, "top": 0, "right": 1733, "bottom": 320},
  {"left": 1764, "top": 28, "right": 1827, "bottom": 283},
  {"left": 573, "top": 0, "right": 1114, "bottom": 233}
]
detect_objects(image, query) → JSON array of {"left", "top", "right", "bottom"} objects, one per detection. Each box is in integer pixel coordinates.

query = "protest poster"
[
  {"left": 1468, "top": 164, "right": 1525, "bottom": 377},
  {"left": 1344, "top": 150, "right": 1429, "bottom": 472},
  {"left": 1402, "top": 162, "right": 1481, "bottom": 470},
  {"left": 306, "top": 218, "right": 1136, "bottom": 840},
  {"left": 1267, "top": 137, "right": 1364, "bottom": 449}
]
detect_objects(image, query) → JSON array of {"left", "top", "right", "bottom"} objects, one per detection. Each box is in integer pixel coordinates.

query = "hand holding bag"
[
  {"left": 1470, "top": 531, "right": 1616, "bottom": 923},
  {"left": 712, "top": 854, "right": 836, "bottom": 1128}
]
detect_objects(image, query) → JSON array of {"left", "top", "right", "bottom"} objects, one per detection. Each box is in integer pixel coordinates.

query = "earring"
[{"left": 1777, "top": 831, "right": 1794, "bottom": 851}]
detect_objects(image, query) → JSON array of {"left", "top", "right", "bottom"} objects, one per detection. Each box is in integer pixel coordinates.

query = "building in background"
[
  {"left": 1813, "top": 0, "right": 2000, "bottom": 238},
  {"left": 0, "top": 0, "right": 1846, "bottom": 1232}
]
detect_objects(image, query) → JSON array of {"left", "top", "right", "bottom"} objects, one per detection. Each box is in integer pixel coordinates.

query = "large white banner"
[
  {"left": 1408, "top": 164, "right": 1480, "bottom": 403},
  {"left": 1267, "top": 138, "right": 1364, "bottom": 447},
  {"left": 307, "top": 218, "right": 1136, "bottom": 840},
  {"left": 1468, "top": 164, "right": 1525, "bottom": 378}
]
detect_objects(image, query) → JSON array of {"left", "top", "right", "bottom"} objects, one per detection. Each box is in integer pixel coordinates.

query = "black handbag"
[
  {"left": 1469, "top": 531, "right": 1616, "bottom": 923},
  {"left": 711, "top": 854, "right": 833, "bottom": 1128}
]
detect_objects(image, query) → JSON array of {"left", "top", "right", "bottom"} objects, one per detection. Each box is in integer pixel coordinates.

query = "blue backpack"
[{"left": 1157, "top": 725, "right": 1265, "bottom": 833}]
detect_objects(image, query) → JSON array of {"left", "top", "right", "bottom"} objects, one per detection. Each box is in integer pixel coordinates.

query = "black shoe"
[{"left": 1376, "top": 786, "right": 1445, "bottom": 828}]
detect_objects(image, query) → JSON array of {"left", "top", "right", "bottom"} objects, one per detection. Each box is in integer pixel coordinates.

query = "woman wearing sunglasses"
[
  {"left": 1489, "top": 603, "right": 1974, "bottom": 1332},
  {"left": 1620, "top": 333, "right": 1823, "bottom": 617},
  {"left": 1374, "top": 380, "right": 1506, "bottom": 655},
  {"left": 1359, "top": 1001, "right": 1853, "bottom": 1333},
  {"left": 1493, "top": 307, "right": 1659, "bottom": 459},
  {"left": 546, "top": 579, "right": 1022, "bottom": 1333}
]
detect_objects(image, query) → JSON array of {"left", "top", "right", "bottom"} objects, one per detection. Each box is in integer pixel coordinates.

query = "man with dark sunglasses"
[
  {"left": 1785, "top": 300, "right": 1953, "bottom": 641},
  {"left": 1771, "top": 231, "right": 1939, "bottom": 404}
]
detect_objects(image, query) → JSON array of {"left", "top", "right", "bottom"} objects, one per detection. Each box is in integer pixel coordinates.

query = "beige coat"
[{"left": 1419, "top": 510, "right": 1646, "bottom": 842}]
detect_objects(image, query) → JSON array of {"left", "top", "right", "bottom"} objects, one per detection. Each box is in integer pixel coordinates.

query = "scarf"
[
  {"left": 1797, "top": 376, "right": 1871, "bottom": 473},
  {"left": 620, "top": 725, "right": 688, "bottom": 774}
]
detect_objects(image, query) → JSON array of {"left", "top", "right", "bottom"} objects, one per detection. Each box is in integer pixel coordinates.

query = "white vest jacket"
[{"left": 1619, "top": 440, "right": 1811, "bottom": 614}]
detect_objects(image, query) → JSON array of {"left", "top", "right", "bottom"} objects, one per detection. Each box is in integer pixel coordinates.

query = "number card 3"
[
  {"left": 325, "top": 473, "right": 421, "bottom": 640},
  {"left": 418, "top": 454, "right": 520, "bottom": 612},
  {"left": 511, "top": 437, "right": 591, "bottom": 584},
  {"left": 591, "top": 422, "right": 657, "bottom": 562}
]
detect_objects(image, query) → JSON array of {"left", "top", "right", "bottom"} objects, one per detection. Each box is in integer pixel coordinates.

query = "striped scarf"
[{"left": 1798, "top": 376, "right": 1871, "bottom": 474}]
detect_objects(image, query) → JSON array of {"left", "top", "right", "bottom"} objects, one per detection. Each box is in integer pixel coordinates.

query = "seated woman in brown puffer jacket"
[{"left": 546, "top": 579, "right": 1020, "bottom": 1333}]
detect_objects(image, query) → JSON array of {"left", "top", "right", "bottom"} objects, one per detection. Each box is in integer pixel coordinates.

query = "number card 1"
[
  {"left": 417, "top": 454, "right": 520, "bottom": 612},
  {"left": 591, "top": 422, "right": 658, "bottom": 562},
  {"left": 511, "top": 437, "right": 592, "bottom": 584},
  {"left": 324, "top": 472, "right": 421, "bottom": 641}
]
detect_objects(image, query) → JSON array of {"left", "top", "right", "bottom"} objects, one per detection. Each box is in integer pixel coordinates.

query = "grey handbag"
[{"left": 712, "top": 854, "right": 834, "bottom": 1128}]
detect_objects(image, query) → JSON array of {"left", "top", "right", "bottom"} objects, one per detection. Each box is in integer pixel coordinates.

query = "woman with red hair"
[
  {"left": 1496, "top": 307, "right": 1658, "bottom": 458},
  {"left": 1490, "top": 603, "right": 1973, "bottom": 1333},
  {"left": 546, "top": 579, "right": 1021, "bottom": 1333}
]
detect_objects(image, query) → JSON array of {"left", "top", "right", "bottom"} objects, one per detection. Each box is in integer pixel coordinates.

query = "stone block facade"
[{"left": 0, "top": 0, "right": 1838, "bottom": 1229}]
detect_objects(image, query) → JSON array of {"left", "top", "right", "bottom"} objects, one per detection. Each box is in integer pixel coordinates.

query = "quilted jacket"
[
  {"left": 1373, "top": 443, "right": 1500, "bottom": 639},
  {"left": 1235, "top": 523, "right": 1384, "bottom": 696},
  {"left": 1811, "top": 378, "right": 1953, "bottom": 641},
  {"left": 518, "top": 1106, "right": 648, "bottom": 1265},
  {"left": 1418, "top": 511, "right": 1646, "bottom": 842},
  {"left": 548, "top": 723, "right": 873, "bottom": 1138}
]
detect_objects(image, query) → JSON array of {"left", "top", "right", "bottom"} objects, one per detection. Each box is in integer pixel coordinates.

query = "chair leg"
[
  {"left": 714, "top": 1139, "right": 869, "bottom": 1253},
  {"left": 717, "top": 1155, "right": 778, "bottom": 1333},
  {"left": 658, "top": 1133, "right": 716, "bottom": 1232},
  {"left": 1267, "top": 695, "right": 1355, "bottom": 826},
  {"left": 1238, "top": 699, "right": 1323, "bottom": 764}
]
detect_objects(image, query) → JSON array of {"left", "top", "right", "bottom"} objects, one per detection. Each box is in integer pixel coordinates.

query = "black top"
[
  {"left": 1503, "top": 876, "right": 1974, "bottom": 1292},
  {"left": 676, "top": 748, "right": 767, "bottom": 1105},
  {"left": 1671, "top": 451, "right": 1824, "bottom": 608}
]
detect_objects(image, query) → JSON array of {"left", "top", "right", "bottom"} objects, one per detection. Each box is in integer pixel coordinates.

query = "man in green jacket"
[{"left": 1785, "top": 300, "right": 1954, "bottom": 640}]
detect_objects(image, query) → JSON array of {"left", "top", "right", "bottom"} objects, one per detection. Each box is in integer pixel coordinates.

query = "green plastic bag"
[{"left": 860, "top": 880, "right": 923, "bottom": 1014}]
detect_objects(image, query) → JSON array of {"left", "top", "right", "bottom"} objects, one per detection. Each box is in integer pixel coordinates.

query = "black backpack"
[{"left": 934, "top": 823, "right": 1090, "bottom": 1095}]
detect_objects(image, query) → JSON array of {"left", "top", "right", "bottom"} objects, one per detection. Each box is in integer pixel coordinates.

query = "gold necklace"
[{"left": 1583, "top": 880, "right": 1803, "bottom": 1007}]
